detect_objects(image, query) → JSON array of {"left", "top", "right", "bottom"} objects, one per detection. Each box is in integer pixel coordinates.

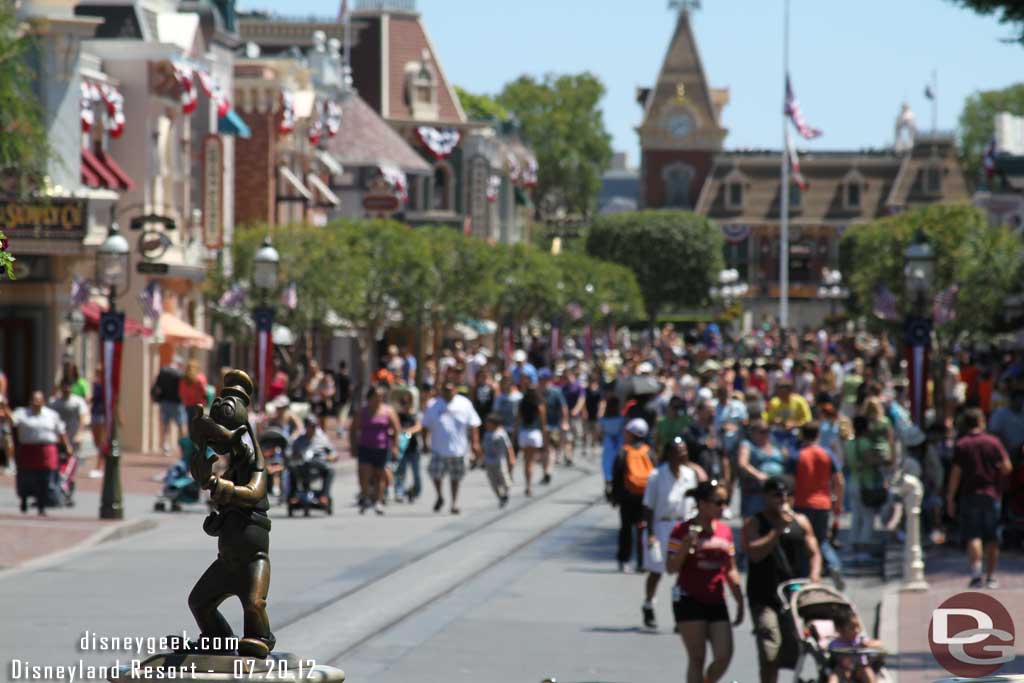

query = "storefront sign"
[
  {"left": 138, "top": 230, "right": 172, "bottom": 260},
  {"left": 202, "top": 134, "right": 224, "bottom": 249},
  {"left": 0, "top": 198, "right": 86, "bottom": 240},
  {"left": 137, "top": 262, "right": 169, "bottom": 275}
]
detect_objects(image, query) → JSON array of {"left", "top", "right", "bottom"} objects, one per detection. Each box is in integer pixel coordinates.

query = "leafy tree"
[
  {"left": 957, "top": 83, "right": 1024, "bottom": 184},
  {"left": 586, "top": 210, "right": 723, "bottom": 330},
  {"left": 497, "top": 73, "right": 613, "bottom": 218},
  {"left": 840, "top": 203, "right": 1021, "bottom": 337},
  {"left": 947, "top": 0, "right": 1024, "bottom": 43},
  {"left": 553, "top": 251, "right": 643, "bottom": 325},
  {"left": 454, "top": 85, "right": 509, "bottom": 122}
]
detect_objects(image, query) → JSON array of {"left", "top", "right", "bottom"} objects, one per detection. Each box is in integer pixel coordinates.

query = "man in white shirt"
[{"left": 422, "top": 380, "right": 481, "bottom": 515}]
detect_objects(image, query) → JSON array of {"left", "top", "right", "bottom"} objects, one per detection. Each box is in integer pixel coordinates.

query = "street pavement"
[{"left": 0, "top": 442, "right": 894, "bottom": 683}]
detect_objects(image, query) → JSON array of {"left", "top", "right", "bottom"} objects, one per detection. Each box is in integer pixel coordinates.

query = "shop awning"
[
  {"left": 159, "top": 312, "right": 214, "bottom": 350},
  {"left": 278, "top": 165, "right": 313, "bottom": 202},
  {"left": 306, "top": 172, "right": 340, "bottom": 207},
  {"left": 219, "top": 109, "right": 252, "bottom": 139},
  {"left": 316, "top": 150, "right": 343, "bottom": 176},
  {"left": 80, "top": 302, "right": 151, "bottom": 337},
  {"left": 81, "top": 148, "right": 134, "bottom": 191}
]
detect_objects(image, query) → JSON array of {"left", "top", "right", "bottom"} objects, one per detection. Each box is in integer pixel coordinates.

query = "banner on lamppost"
[
  {"left": 254, "top": 307, "right": 275, "bottom": 411},
  {"left": 502, "top": 317, "right": 514, "bottom": 364},
  {"left": 904, "top": 316, "right": 932, "bottom": 426},
  {"left": 99, "top": 311, "right": 125, "bottom": 445},
  {"left": 583, "top": 324, "right": 594, "bottom": 360}
]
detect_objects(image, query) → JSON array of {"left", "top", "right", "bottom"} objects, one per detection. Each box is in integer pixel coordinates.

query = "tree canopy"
[
  {"left": 454, "top": 85, "right": 509, "bottom": 122},
  {"left": 586, "top": 210, "right": 724, "bottom": 327},
  {"left": 497, "top": 73, "right": 613, "bottom": 218},
  {"left": 958, "top": 83, "right": 1024, "bottom": 185},
  {"left": 839, "top": 203, "right": 1022, "bottom": 337},
  {"left": 948, "top": 1, "right": 1024, "bottom": 43}
]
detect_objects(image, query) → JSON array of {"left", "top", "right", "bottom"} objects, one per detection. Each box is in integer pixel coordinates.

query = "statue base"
[{"left": 108, "top": 651, "right": 345, "bottom": 682}]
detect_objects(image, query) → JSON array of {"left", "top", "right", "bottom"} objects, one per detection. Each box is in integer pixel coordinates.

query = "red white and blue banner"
[
  {"left": 721, "top": 223, "right": 751, "bottom": 244},
  {"left": 254, "top": 307, "right": 275, "bottom": 411},
  {"left": 416, "top": 126, "right": 461, "bottom": 160},
  {"left": 905, "top": 316, "right": 932, "bottom": 426},
  {"left": 100, "top": 312, "right": 125, "bottom": 447}
]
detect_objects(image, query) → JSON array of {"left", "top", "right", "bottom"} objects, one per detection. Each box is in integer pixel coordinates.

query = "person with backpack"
[{"left": 611, "top": 418, "right": 655, "bottom": 572}]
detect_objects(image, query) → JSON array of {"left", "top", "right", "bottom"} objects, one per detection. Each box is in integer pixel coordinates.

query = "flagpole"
[
  {"left": 779, "top": 0, "right": 790, "bottom": 330},
  {"left": 931, "top": 69, "right": 937, "bottom": 134}
]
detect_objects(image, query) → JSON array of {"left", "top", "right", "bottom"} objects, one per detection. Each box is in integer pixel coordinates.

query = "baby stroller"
[
  {"left": 781, "top": 581, "right": 889, "bottom": 683},
  {"left": 153, "top": 437, "right": 202, "bottom": 512},
  {"left": 286, "top": 443, "right": 334, "bottom": 517}
]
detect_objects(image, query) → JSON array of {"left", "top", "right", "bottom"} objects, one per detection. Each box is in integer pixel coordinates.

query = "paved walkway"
[{"left": 883, "top": 546, "right": 1024, "bottom": 683}]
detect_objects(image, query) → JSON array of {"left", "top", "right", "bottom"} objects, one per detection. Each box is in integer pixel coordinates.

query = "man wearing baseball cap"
[
  {"left": 510, "top": 349, "right": 538, "bottom": 386},
  {"left": 610, "top": 418, "right": 655, "bottom": 573}
]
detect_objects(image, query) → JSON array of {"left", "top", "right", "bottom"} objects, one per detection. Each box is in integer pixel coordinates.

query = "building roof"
[
  {"left": 695, "top": 134, "right": 968, "bottom": 223},
  {"left": 326, "top": 91, "right": 430, "bottom": 174},
  {"left": 351, "top": 8, "right": 466, "bottom": 125}
]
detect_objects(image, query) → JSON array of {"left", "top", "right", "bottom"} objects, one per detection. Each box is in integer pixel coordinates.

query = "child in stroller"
[{"left": 826, "top": 609, "right": 885, "bottom": 683}]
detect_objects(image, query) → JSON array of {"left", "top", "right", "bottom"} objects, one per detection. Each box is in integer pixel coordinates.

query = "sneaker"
[
  {"left": 374, "top": 502, "right": 385, "bottom": 516},
  {"left": 433, "top": 497, "right": 444, "bottom": 512},
  {"left": 541, "top": 473, "right": 552, "bottom": 485},
  {"left": 88, "top": 469, "right": 103, "bottom": 479},
  {"left": 969, "top": 576, "right": 984, "bottom": 589},
  {"left": 642, "top": 605, "right": 657, "bottom": 629},
  {"left": 986, "top": 577, "right": 1000, "bottom": 590},
  {"left": 499, "top": 496, "right": 509, "bottom": 508}
]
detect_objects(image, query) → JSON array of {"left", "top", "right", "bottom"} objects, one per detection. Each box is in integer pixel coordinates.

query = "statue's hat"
[{"left": 221, "top": 369, "right": 254, "bottom": 406}]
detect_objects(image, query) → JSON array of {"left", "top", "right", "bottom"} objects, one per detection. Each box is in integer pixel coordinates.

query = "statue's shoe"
[{"left": 237, "top": 638, "right": 270, "bottom": 659}]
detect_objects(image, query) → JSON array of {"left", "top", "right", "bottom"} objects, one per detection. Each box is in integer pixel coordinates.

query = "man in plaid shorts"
[{"left": 422, "top": 380, "right": 482, "bottom": 515}]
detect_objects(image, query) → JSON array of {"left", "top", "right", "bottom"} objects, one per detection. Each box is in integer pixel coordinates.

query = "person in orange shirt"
[{"left": 793, "top": 421, "right": 845, "bottom": 589}]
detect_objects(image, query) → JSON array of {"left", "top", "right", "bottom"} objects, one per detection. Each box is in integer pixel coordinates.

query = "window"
[
  {"left": 846, "top": 182, "right": 861, "bottom": 209},
  {"left": 788, "top": 183, "right": 802, "bottom": 209},
  {"left": 405, "top": 49, "right": 437, "bottom": 119},
  {"left": 432, "top": 163, "right": 451, "bottom": 211},
  {"left": 789, "top": 242, "right": 814, "bottom": 283},
  {"left": 926, "top": 166, "right": 942, "bottom": 194},
  {"left": 727, "top": 182, "right": 743, "bottom": 209},
  {"left": 663, "top": 162, "right": 694, "bottom": 208},
  {"left": 723, "top": 239, "right": 749, "bottom": 281}
]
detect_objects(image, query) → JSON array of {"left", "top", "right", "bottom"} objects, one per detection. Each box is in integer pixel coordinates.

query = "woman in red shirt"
[{"left": 667, "top": 481, "right": 744, "bottom": 683}]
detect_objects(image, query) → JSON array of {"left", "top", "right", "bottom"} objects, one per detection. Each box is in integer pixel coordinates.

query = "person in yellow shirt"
[{"left": 763, "top": 380, "right": 813, "bottom": 430}]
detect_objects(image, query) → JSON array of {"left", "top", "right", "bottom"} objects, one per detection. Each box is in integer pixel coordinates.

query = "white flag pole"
[{"left": 779, "top": 0, "right": 791, "bottom": 330}]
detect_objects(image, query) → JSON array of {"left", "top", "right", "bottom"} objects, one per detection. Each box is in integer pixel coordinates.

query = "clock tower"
[{"left": 637, "top": 4, "right": 728, "bottom": 209}]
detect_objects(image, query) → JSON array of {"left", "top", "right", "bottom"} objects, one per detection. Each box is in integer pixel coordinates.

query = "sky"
[{"left": 239, "top": 0, "right": 1024, "bottom": 166}]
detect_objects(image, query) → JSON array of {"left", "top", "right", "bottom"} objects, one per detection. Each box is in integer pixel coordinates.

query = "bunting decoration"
[
  {"left": 171, "top": 60, "right": 199, "bottom": 114},
  {"left": 195, "top": 69, "right": 231, "bottom": 118},
  {"left": 279, "top": 90, "right": 296, "bottom": 134},
  {"left": 520, "top": 156, "right": 538, "bottom": 188},
  {"left": 100, "top": 311, "right": 125, "bottom": 445},
  {"left": 307, "top": 118, "right": 323, "bottom": 146},
  {"left": 81, "top": 81, "right": 126, "bottom": 137},
  {"left": 721, "top": 223, "right": 751, "bottom": 244},
  {"left": 415, "top": 126, "right": 461, "bottom": 159},
  {"left": 324, "top": 100, "right": 342, "bottom": 137},
  {"left": 253, "top": 307, "right": 275, "bottom": 411},
  {"left": 80, "top": 82, "right": 97, "bottom": 133},
  {"left": 379, "top": 164, "right": 408, "bottom": 202}
]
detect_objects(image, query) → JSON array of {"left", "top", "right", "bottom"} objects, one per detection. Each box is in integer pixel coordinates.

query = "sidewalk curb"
[
  {"left": 0, "top": 516, "right": 160, "bottom": 581},
  {"left": 879, "top": 587, "right": 902, "bottom": 683}
]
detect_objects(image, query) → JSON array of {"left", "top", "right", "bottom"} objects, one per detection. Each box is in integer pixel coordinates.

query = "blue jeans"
[
  {"left": 394, "top": 445, "right": 422, "bottom": 499},
  {"left": 795, "top": 507, "right": 842, "bottom": 573}
]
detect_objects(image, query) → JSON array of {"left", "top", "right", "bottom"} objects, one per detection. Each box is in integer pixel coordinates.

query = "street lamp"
[
  {"left": 898, "top": 228, "right": 934, "bottom": 592},
  {"left": 96, "top": 216, "right": 130, "bottom": 520},
  {"left": 817, "top": 268, "right": 849, "bottom": 317},
  {"left": 252, "top": 237, "right": 279, "bottom": 411}
]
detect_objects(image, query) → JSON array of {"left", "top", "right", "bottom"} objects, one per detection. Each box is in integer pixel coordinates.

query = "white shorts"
[{"left": 518, "top": 428, "right": 543, "bottom": 449}]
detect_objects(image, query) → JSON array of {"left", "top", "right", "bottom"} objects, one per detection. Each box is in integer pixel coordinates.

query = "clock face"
[{"left": 666, "top": 112, "right": 693, "bottom": 139}]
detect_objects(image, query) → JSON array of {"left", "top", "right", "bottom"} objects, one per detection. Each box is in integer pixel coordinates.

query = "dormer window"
[
  {"left": 846, "top": 182, "right": 861, "bottom": 209},
  {"left": 842, "top": 169, "right": 864, "bottom": 211},
  {"left": 926, "top": 165, "right": 942, "bottom": 194},
  {"left": 789, "top": 183, "right": 802, "bottom": 210},
  {"left": 406, "top": 49, "right": 438, "bottom": 120},
  {"left": 728, "top": 182, "right": 743, "bottom": 208}
]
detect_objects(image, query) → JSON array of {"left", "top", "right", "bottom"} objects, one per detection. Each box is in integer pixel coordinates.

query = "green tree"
[
  {"left": 454, "top": 85, "right": 509, "bottom": 122},
  {"left": 586, "top": 210, "right": 723, "bottom": 330},
  {"left": 947, "top": 1, "right": 1024, "bottom": 43},
  {"left": 957, "top": 83, "right": 1024, "bottom": 185},
  {"left": 840, "top": 203, "right": 1021, "bottom": 337},
  {"left": 0, "top": 3, "right": 52, "bottom": 279},
  {"left": 497, "top": 73, "right": 613, "bottom": 218}
]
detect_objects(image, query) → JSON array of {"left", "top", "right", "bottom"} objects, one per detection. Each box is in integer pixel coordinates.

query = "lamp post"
[
  {"left": 817, "top": 268, "right": 849, "bottom": 319},
  {"left": 898, "top": 228, "right": 934, "bottom": 592},
  {"left": 252, "top": 237, "right": 279, "bottom": 412},
  {"left": 96, "top": 216, "right": 130, "bottom": 520},
  {"left": 710, "top": 269, "right": 748, "bottom": 332}
]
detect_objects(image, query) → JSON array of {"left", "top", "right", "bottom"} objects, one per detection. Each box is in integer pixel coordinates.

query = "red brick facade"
[
  {"left": 641, "top": 149, "right": 714, "bottom": 209},
  {"left": 234, "top": 110, "right": 277, "bottom": 228}
]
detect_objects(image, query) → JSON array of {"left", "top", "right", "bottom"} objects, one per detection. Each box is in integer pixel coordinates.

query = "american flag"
[
  {"left": 218, "top": 282, "right": 245, "bottom": 308},
  {"left": 70, "top": 275, "right": 91, "bottom": 306},
  {"left": 784, "top": 75, "right": 822, "bottom": 140},
  {"left": 933, "top": 284, "right": 958, "bottom": 325},
  {"left": 873, "top": 284, "right": 899, "bottom": 321},
  {"left": 282, "top": 281, "right": 298, "bottom": 310},
  {"left": 139, "top": 280, "right": 162, "bottom": 321},
  {"left": 786, "top": 129, "right": 808, "bottom": 191}
]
